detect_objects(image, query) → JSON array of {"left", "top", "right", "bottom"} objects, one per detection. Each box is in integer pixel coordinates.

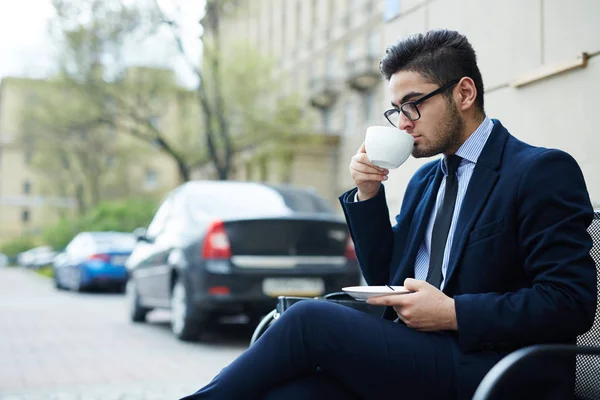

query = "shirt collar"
[{"left": 441, "top": 116, "right": 493, "bottom": 174}]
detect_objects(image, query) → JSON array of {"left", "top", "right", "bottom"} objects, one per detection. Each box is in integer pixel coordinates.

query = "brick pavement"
[{"left": 0, "top": 267, "right": 247, "bottom": 399}]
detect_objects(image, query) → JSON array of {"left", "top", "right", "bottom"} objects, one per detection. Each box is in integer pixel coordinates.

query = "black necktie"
[{"left": 426, "top": 155, "right": 462, "bottom": 289}]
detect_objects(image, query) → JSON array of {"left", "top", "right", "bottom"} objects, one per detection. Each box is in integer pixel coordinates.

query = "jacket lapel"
[
  {"left": 391, "top": 166, "right": 444, "bottom": 285},
  {"left": 443, "top": 121, "right": 509, "bottom": 290}
]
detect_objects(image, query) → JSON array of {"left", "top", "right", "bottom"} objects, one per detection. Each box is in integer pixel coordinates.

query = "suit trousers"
[{"left": 181, "top": 300, "right": 459, "bottom": 400}]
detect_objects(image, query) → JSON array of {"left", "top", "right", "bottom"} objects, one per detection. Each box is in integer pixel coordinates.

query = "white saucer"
[{"left": 342, "top": 286, "right": 411, "bottom": 301}]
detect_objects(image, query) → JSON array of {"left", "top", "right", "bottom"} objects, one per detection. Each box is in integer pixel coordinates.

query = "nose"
[{"left": 397, "top": 112, "right": 415, "bottom": 132}]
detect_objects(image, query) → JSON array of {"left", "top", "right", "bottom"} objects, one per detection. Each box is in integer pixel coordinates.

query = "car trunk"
[{"left": 223, "top": 218, "right": 349, "bottom": 257}]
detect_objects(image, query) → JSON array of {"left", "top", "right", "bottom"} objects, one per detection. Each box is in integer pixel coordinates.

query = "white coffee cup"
[{"left": 365, "top": 126, "right": 414, "bottom": 169}]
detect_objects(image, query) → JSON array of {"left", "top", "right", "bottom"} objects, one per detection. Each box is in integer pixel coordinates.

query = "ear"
[{"left": 455, "top": 77, "right": 477, "bottom": 112}]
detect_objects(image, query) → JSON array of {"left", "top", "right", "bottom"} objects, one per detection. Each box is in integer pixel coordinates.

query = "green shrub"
[
  {"left": 0, "top": 236, "right": 38, "bottom": 259},
  {"left": 42, "top": 218, "right": 79, "bottom": 250},
  {"left": 37, "top": 265, "right": 54, "bottom": 278},
  {"left": 42, "top": 198, "right": 159, "bottom": 249},
  {"left": 78, "top": 198, "right": 158, "bottom": 233}
]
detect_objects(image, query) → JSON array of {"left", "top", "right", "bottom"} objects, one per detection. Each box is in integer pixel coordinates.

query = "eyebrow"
[{"left": 399, "top": 91, "right": 424, "bottom": 105}]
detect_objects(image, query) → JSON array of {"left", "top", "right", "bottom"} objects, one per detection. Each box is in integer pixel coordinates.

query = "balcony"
[
  {"left": 345, "top": 56, "right": 381, "bottom": 91},
  {"left": 308, "top": 78, "right": 339, "bottom": 109}
]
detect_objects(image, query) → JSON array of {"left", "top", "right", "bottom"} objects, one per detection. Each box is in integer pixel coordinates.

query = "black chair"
[
  {"left": 473, "top": 211, "right": 600, "bottom": 400},
  {"left": 251, "top": 212, "right": 600, "bottom": 399}
]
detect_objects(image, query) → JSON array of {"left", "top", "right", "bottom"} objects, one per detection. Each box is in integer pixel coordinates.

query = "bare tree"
[
  {"left": 45, "top": 0, "right": 309, "bottom": 186},
  {"left": 155, "top": 0, "right": 311, "bottom": 180}
]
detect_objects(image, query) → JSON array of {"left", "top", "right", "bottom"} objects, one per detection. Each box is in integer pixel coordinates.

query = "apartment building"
[{"left": 211, "top": 0, "right": 600, "bottom": 219}]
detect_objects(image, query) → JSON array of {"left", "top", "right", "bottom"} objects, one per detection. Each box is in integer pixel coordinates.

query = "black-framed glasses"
[{"left": 384, "top": 79, "right": 460, "bottom": 127}]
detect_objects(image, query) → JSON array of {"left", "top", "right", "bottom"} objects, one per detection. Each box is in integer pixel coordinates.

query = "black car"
[{"left": 125, "top": 181, "right": 361, "bottom": 341}]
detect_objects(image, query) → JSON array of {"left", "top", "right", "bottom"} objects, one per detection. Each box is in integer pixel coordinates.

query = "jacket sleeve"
[
  {"left": 339, "top": 185, "right": 394, "bottom": 286},
  {"left": 454, "top": 149, "right": 597, "bottom": 352}
]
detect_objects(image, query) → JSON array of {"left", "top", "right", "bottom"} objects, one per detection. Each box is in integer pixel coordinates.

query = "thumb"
[
  {"left": 358, "top": 142, "right": 366, "bottom": 154},
  {"left": 403, "top": 278, "right": 426, "bottom": 292}
]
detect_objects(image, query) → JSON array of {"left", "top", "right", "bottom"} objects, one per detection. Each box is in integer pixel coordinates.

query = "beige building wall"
[
  {"left": 0, "top": 78, "right": 67, "bottom": 241},
  {"left": 379, "top": 0, "right": 600, "bottom": 217}
]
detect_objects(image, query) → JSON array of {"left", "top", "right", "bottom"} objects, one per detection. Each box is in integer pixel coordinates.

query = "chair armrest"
[
  {"left": 322, "top": 291, "right": 355, "bottom": 300},
  {"left": 472, "top": 344, "right": 600, "bottom": 400},
  {"left": 276, "top": 296, "right": 313, "bottom": 314},
  {"left": 250, "top": 309, "right": 278, "bottom": 346}
]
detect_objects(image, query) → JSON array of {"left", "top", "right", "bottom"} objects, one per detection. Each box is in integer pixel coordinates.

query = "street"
[{"left": 0, "top": 267, "right": 247, "bottom": 399}]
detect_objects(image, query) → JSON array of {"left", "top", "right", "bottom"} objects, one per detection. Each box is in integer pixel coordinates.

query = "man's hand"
[
  {"left": 349, "top": 142, "right": 389, "bottom": 201},
  {"left": 367, "top": 278, "right": 458, "bottom": 331}
]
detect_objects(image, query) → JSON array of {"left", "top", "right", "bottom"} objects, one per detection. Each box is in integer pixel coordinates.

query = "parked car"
[
  {"left": 53, "top": 232, "right": 136, "bottom": 292},
  {"left": 126, "top": 181, "right": 361, "bottom": 341},
  {"left": 18, "top": 246, "right": 57, "bottom": 269}
]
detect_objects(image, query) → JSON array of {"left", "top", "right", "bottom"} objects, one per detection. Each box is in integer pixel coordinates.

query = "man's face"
[{"left": 388, "top": 70, "right": 464, "bottom": 158}]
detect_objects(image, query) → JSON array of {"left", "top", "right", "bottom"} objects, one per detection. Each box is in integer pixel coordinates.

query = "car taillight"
[
  {"left": 208, "top": 286, "right": 230, "bottom": 295},
  {"left": 89, "top": 253, "right": 110, "bottom": 262},
  {"left": 202, "top": 220, "right": 232, "bottom": 259},
  {"left": 345, "top": 235, "right": 357, "bottom": 261}
]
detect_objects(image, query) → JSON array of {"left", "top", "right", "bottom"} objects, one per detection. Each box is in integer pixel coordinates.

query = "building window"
[
  {"left": 325, "top": 2, "right": 334, "bottom": 37},
  {"left": 309, "top": 64, "right": 316, "bottom": 84},
  {"left": 311, "top": 0, "right": 318, "bottom": 29},
  {"left": 295, "top": 0, "right": 302, "bottom": 42},
  {"left": 281, "top": 0, "right": 286, "bottom": 53},
  {"left": 326, "top": 55, "right": 336, "bottom": 78},
  {"left": 144, "top": 169, "right": 158, "bottom": 190},
  {"left": 269, "top": 2, "right": 275, "bottom": 54},
  {"left": 345, "top": 41, "right": 356, "bottom": 62},
  {"left": 24, "top": 151, "right": 33, "bottom": 165},
  {"left": 322, "top": 108, "right": 332, "bottom": 133},
  {"left": 368, "top": 30, "right": 380, "bottom": 57},
  {"left": 344, "top": 101, "right": 355, "bottom": 135},
  {"left": 22, "top": 209, "right": 30, "bottom": 223},
  {"left": 384, "top": 0, "right": 401, "bottom": 22},
  {"left": 23, "top": 181, "right": 31, "bottom": 195},
  {"left": 364, "top": 90, "right": 376, "bottom": 122},
  {"left": 106, "top": 155, "right": 116, "bottom": 167}
]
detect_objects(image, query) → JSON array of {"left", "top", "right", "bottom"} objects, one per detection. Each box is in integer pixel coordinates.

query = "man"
[{"left": 181, "top": 30, "right": 596, "bottom": 400}]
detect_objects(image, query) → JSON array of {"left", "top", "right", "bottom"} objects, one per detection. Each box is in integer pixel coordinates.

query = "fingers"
[
  {"left": 367, "top": 293, "right": 409, "bottom": 306},
  {"left": 354, "top": 144, "right": 387, "bottom": 173},
  {"left": 350, "top": 153, "right": 390, "bottom": 176},
  {"left": 352, "top": 166, "right": 388, "bottom": 182},
  {"left": 403, "top": 278, "right": 427, "bottom": 292}
]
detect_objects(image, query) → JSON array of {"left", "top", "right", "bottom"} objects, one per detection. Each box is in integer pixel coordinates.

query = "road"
[{"left": 0, "top": 267, "right": 248, "bottom": 399}]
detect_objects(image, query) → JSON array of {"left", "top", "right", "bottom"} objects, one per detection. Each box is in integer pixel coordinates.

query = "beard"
[{"left": 412, "top": 100, "right": 465, "bottom": 158}]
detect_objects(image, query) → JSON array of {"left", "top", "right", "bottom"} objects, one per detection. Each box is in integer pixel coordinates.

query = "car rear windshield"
[
  {"left": 91, "top": 233, "right": 137, "bottom": 252},
  {"left": 185, "top": 184, "right": 334, "bottom": 220}
]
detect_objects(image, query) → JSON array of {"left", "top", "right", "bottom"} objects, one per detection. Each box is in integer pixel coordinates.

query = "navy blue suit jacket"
[{"left": 339, "top": 120, "right": 597, "bottom": 398}]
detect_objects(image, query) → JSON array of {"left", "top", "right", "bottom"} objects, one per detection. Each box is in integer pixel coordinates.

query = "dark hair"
[{"left": 380, "top": 29, "right": 485, "bottom": 114}]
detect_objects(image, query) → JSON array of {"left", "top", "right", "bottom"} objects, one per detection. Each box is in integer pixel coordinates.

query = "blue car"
[{"left": 53, "top": 232, "right": 136, "bottom": 292}]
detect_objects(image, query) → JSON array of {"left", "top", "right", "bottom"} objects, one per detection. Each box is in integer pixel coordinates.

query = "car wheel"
[
  {"left": 126, "top": 279, "right": 151, "bottom": 323},
  {"left": 170, "top": 278, "right": 201, "bottom": 341}
]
